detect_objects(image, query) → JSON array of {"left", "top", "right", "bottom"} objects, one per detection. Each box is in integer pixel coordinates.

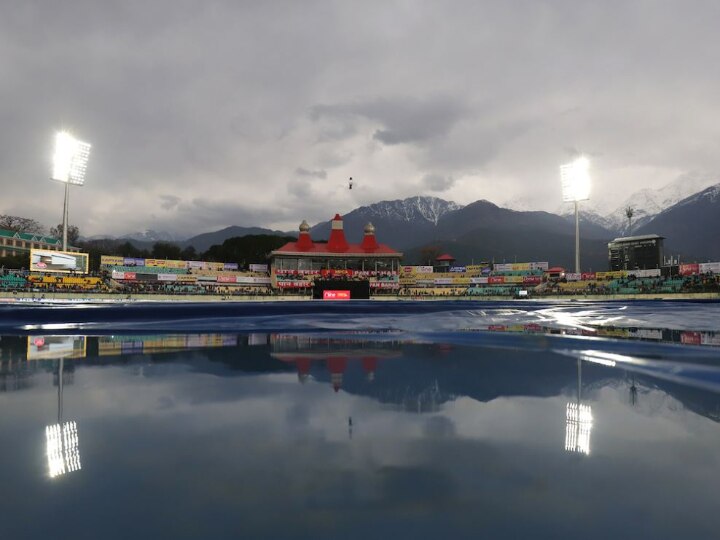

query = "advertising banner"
[
  {"left": 679, "top": 264, "right": 699, "bottom": 276},
  {"left": 224, "top": 263, "right": 240, "bottom": 270},
  {"left": 465, "top": 264, "right": 488, "bottom": 272},
  {"left": 628, "top": 328, "right": 663, "bottom": 340},
  {"left": 488, "top": 276, "right": 505, "bottom": 284},
  {"left": 157, "top": 273, "right": 177, "bottom": 281},
  {"left": 165, "top": 260, "right": 187, "bottom": 269},
  {"left": 530, "top": 262, "right": 549, "bottom": 271},
  {"left": 524, "top": 323, "right": 543, "bottom": 332},
  {"left": 207, "top": 262, "right": 225, "bottom": 271},
  {"left": 511, "top": 263, "right": 531, "bottom": 271},
  {"left": 370, "top": 282, "right": 400, "bottom": 288},
  {"left": 124, "top": 272, "right": 137, "bottom": 280},
  {"left": 522, "top": 276, "right": 542, "bottom": 284},
  {"left": 111, "top": 270, "right": 125, "bottom": 279},
  {"left": 701, "top": 332, "right": 720, "bottom": 346},
  {"left": 449, "top": 266, "right": 466, "bottom": 273},
  {"left": 630, "top": 269, "right": 661, "bottom": 278},
  {"left": 176, "top": 275, "right": 198, "bottom": 283},
  {"left": 566, "top": 273, "right": 582, "bottom": 282},
  {"left": 276, "top": 281, "right": 313, "bottom": 288},
  {"left": 681, "top": 331, "right": 702, "bottom": 345},
  {"left": 504, "top": 275, "right": 524, "bottom": 284},
  {"left": 188, "top": 261, "right": 206, "bottom": 269},
  {"left": 493, "top": 263, "right": 512, "bottom": 272},
  {"left": 596, "top": 271, "right": 628, "bottom": 280},
  {"left": 123, "top": 257, "right": 145, "bottom": 267},
  {"left": 100, "top": 255, "right": 124, "bottom": 266},
  {"left": 581, "top": 272, "right": 596, "bottom": 280},
  {"left": 217, "top": 275, "right": 237, "bottom": 283},
  {"left": 470, "top": 277, "right": 489, "bottom": 284},
  {"left": 144, "top": 258, "right": 165, "bottom": 267},
  {"left": 30, "top": 249, "right": 89, "bottom": 274},
  {"left": 416, "top": 266, "right": 434, "bottom": 273},
  {"left": 699, "top": 262, "right": 720, "bottom": 274},
  {"left": 249, "top": 263, "right": 267, "bottom": 272},
  {"left": 236, "top": 276, "right": 271, "bottom": 284},
  {"left": 434, "top": 278, "right": 454, "bottom": 285},
  {"left": 248, "top": 333, "right": 268, "bottom": 346},
  {"left": 323, "top": 290, "right": 350, "bottom": 300}
]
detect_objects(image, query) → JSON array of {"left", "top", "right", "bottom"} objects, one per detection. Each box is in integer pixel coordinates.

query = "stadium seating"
[{"left": 0, "top": 274, "right": 27, "bottom": 289}]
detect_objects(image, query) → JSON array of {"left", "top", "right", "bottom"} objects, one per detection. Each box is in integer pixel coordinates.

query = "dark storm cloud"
[
  {"left": 1, "top": 1, "right": 720, "bottom": 234},
  {"left": 159, "top": 195, "right": 181, "bottom": 211},
  {"left": 312, "top": 96, "right": 469, "bottom": 145},
  {"left": 421, "top": 173, "right": 455, "bottom": 192}
]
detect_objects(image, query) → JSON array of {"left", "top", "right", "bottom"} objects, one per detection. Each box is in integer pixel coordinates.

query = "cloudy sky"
[{"left": 2, "top": 1, "right": 719, "bottom": 237}]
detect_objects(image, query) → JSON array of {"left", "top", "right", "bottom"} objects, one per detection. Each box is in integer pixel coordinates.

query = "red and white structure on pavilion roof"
[{"left": 269, "top": 214, "right": 403, "bottom": 289}]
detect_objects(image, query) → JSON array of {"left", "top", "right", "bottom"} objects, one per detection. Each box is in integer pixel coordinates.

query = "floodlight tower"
[
  {"left": 51, "top": 131, "right": 91, "bottom": 251},
  {"left": 560, "top": 156, "right": 591, "bottom": 273}
]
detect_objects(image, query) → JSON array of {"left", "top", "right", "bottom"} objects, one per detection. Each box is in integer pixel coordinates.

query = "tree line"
[{"left": 0, "top": 213, "right": 294, "bottom": 271}]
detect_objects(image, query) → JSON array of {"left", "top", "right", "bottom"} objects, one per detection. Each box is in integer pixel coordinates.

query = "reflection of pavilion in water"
[{"left": 270, "top": 334, "right": 403, "bottom": 391}]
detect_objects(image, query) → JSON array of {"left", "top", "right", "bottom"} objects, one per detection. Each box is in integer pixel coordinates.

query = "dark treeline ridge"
[{"left": 0, "top": 234, "right": 296, "bottom": 272}]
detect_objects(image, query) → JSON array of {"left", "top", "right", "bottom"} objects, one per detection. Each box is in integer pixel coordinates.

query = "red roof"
[
  {"left": 546, "top": 266, "right": 566, "bottom": 273},
  {"left": 272, "top": 213, "right": 401, "bottom": 256},
  {"left": 272, "top": 242, "right": 400, "bottom": 256},
  {"left": 436, "top": 253, "right": 455, "bottom": 261}
]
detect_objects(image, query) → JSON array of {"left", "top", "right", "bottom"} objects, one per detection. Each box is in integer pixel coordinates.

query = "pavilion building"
[{"left": 269, "top": 214, "right": 402, "bottom": 291}]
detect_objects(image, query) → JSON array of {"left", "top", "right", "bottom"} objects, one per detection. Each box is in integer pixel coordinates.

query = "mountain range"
[
  {"left": 553, "top": 173, "right": 718, "bottom": 235},
  {"left": 85, "top": 180, "right": 720, "bottom": 268}
]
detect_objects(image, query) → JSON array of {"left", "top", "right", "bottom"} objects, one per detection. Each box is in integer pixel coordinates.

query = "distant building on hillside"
[
  {"left": 0, "top": 228, "right": 79, "bottom": 260},
  {"left": 434, "top": 253, "right": 456, "bottom": 273},
  {"left": 608, "top": 234, "right": 664, "bottom": 271}
]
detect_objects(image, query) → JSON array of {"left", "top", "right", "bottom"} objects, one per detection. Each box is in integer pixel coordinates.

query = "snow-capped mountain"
[
  {"left": 81, "top": 229, "right": 182, "bottom": 243},
  {"left": 668, "top": 182, "right": 720, "bottom": 208},
  {"left": 360, "top": 196, "right": 463, "bottom": 225},
  {"left": 605, "top": 174, "right": 717, "bottom": 234},
  {"left": 310, "top": 196, "right": 462, "bottom": 248},
  {"left": 551, "top": 173, "right": 719, "bottom": 235},
  {"left": 635, "top": 183, "right": 720, "bottom": 260},
  {"left": 554, "top": 202, "right": 616, "bottom": 232},
  {"left": 119, "top": 229, "right": 182, "bottom": 243}
]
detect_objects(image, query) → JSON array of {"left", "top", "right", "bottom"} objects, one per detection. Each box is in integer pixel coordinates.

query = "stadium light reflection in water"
[
  {"left": 46, "top": 422, "right": 81, "bottom": 478},
  {"left": 45, "top": 356, "right": 82, "bottom": 478},
  {"left": 565, "top": 402, "right": 593, "bottom": 455},
  {"left": 565, "top": 358, "right": 593, "bottom": 455}
]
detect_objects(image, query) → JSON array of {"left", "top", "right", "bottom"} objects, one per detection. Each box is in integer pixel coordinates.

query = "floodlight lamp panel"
[
  {"left": 51, "top": 131, "right": 91, "bottom": 185},
  {"left": 560, "top": 157, "right": 591, "bottom": 202}
]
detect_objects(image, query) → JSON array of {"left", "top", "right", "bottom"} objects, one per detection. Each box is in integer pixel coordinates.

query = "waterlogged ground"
[{"left": 1, "top": 300, "right": 719, "bottom": 539}]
